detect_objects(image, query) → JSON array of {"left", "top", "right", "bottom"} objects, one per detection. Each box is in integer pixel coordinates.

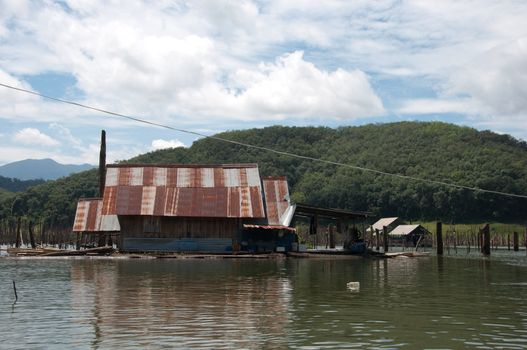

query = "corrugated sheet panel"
[
  {"left": 73, "top": 199, "right": 120, "bottom": 232},
  {"left": 102, "top": 164, "right": 265, "bottom": 218},
  {"left": 262, "top": 176, "right": 291, "bottom": 225},
  {"left": 388, "top": 224, "right": 421, "bottom": 236},
  {"left": 122, "top": 238, "right": 232, "bottom": 252},
  {"left": 369, "top": 217, "right": 399, "bottom": 232}
]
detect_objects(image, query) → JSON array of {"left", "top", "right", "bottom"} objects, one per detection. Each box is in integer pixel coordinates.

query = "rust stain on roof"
[
  {"left": 101, "top": 164, "right": 265, "bottom": 218},
  {"left": 73, "top": 199, "right": 120, "bottom": 232}
]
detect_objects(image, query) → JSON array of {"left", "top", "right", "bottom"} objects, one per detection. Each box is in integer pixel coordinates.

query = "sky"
[{"left": 0, "top": 0, "right": 526, "bottom": 165}]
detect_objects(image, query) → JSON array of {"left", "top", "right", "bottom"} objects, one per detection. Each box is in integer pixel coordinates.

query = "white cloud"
[
  {"left": 177, "top": 51, "right": 384, "bottom": 120},
  {"left": 445, "top": 38, "right": 527, "bottom": 119},
  {"left": 0, "top": 1, "right": 385, "bottom": 125},
  {"left": 13, "top": 128, "right": 60, "bottom": 146},
  {"left": 0, "top": 0, "right": 526, "bottom": 143},
  {"left": 151, "top": 139, "right": 186, "bottom": 151},
  {"left": 49, "top": 123, "right": 82, "bottom": 148}
]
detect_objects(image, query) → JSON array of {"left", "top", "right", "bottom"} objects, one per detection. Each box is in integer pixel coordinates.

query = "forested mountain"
[
  {"left": 0, "top": 158, "right": 94, "bottom": 180},
  {"left": 0, "top": 175, "right": 46, "bottom": 192},
  {"left": 1, "top": 122, "right": 526, "bottom": 230}
]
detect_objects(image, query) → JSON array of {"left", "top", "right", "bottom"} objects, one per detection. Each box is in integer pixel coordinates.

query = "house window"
[{"left": 144, "top": 216, "right": 161, "bottom": 233}]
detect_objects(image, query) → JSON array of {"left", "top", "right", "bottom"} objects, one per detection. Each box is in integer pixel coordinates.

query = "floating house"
[
  {"left": 73, "top": 163, "right": 299, "bottom": 253},
  {"left": 73, "top": 162, "right": 372, "bottom": 253}
]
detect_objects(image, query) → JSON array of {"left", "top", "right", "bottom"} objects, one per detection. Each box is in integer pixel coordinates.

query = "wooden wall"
[{"left": 119, "top": 216, "right": 241, "bottom": 242}]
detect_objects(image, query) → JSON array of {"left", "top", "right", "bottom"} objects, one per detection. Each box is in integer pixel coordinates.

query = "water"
[{"left": 1, "top": 255, "right": 526, "bottom": 349}]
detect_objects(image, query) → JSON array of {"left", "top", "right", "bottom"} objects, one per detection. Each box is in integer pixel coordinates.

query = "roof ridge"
[{"left": 107, "top": 163, "right": 259, "bottom": 169}]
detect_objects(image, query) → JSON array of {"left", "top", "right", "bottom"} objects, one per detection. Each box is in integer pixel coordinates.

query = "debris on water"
[{"left": 346, "top": 281, "right": 360, "bottom": 292}]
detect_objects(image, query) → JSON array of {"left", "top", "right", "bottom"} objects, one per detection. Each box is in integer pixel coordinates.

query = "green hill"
[
  {"left": 0, "top": 175, "right": 46, "bottom": 192},
  {"left": 1, "top": 122, "right": 526, "bottom": 230}
]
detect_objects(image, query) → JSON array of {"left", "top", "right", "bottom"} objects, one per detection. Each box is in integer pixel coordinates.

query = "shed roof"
[
  {"left": 294, "top": 203, "right": 369, "bottom": 219},
  {"left": 262, "top": 176, "right": 292, "bottom": 225},
  {"left": 388, "top": 224, "right": 423, "bottom": 236},
  {"left": 101, "top": 164, "right": 265, "bottom": 218},
  {"left": 368, "top": 217, "right": 400, "bottom": 232},
  {"left": 73, "top": 198, "right": 120, "bottom": 232}
]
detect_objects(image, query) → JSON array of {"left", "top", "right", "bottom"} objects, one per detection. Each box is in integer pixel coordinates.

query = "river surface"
[{"left": 1, "top": 253, "right": 527, "bottom": 349}]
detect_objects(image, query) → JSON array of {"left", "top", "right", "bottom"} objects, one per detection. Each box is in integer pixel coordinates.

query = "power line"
[{"left": 1, "top": 81, "right": 527, "bottom": 199}]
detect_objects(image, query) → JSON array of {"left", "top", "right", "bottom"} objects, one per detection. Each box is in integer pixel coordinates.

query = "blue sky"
[{"left": 0, "top": 0, "right": 526, "bottom": 165}]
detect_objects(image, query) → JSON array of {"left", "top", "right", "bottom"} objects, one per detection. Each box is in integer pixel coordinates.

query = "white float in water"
[{"left": 346, "top": 281, "right": 360, "bottom": 292}]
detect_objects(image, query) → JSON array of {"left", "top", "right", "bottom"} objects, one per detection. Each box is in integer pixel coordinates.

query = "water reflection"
[
  {"left": 1, "top": 256, "right": 527, "bottom": 349},
  {"left": 70, "top": 260, "right": 293, "bottom": 349}
]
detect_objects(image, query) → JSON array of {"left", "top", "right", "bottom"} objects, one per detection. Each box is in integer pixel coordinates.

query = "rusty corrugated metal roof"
[
  {"left": 73, "top": 198, "right": 120, "bottom": 232},
  {"left": 262, "top": 176, "right": 291, "bottom": 225},
  {"left": 102, "top": 164, "right": 265, "bottom": 218}
]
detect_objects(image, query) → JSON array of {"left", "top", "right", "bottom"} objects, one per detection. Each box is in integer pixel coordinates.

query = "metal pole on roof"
[{"left": 99, "top": 130, "right": 106, "bottom": 198}]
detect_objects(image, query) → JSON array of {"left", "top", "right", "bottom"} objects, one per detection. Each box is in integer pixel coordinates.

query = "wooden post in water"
[
  {"left": 99, "top": 130, "right": 106, "bottom": 198},
  {"left": 15, "top": 217, "right": 22, "bottom": 248},
  {"left": 383, "top": 225, "right": 388, "bottom": 252},
  {"left": 482, "top": 224, "right": 491, "bottom": 256},
  {"left": 329, "top": 225, "right": 335, "bottom": 249},
  {"left": 375, "top": 228, "right": 380, "bottom": 251},
  {"left": 508, "top": 234, "right": 511, "bottom": 251},
  {"left": 28, "top": 219, "right": 36, "bottom": 249},
  {"left": 436, "top": 222, "right": 443, "bottom": 256},
  {"left": 513, "top": 231, "right": 519, "bottom": 252}
]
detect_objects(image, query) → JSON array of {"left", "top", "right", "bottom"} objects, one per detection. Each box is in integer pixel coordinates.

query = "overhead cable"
[{"left": 1, "top": 82, "right": 526, "bottom": 199}]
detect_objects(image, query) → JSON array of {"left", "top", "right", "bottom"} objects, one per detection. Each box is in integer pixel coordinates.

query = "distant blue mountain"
[{"left": 0, "top": 158, "right": 95, "bottom": 180}]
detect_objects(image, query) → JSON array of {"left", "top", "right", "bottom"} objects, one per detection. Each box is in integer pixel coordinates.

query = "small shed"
[{"left": 388, "top": 224, "right": 430, "bottom": 246}]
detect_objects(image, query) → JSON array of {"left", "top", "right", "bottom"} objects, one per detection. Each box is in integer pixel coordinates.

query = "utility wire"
[{"left": 1, "top": 81, "right": 527, "bottom": 199}]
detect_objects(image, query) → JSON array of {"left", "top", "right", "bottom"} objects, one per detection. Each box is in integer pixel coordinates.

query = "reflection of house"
[
  {"left": 69, "top": 260, "right": 293, "bottom": 348},
  {"left": 388, "top": 224, "right": 430, "bottom": 246}
]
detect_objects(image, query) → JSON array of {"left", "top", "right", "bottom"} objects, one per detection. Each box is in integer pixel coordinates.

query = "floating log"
[
  {"left": 7, "top": 246, "right": 114, "bottom": 257},
  {"left": 41, "top": 246, "right": 114, "bottom": 256},
  {"left": 385, "top": 251, "right": 430, "bottom": 258}
]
